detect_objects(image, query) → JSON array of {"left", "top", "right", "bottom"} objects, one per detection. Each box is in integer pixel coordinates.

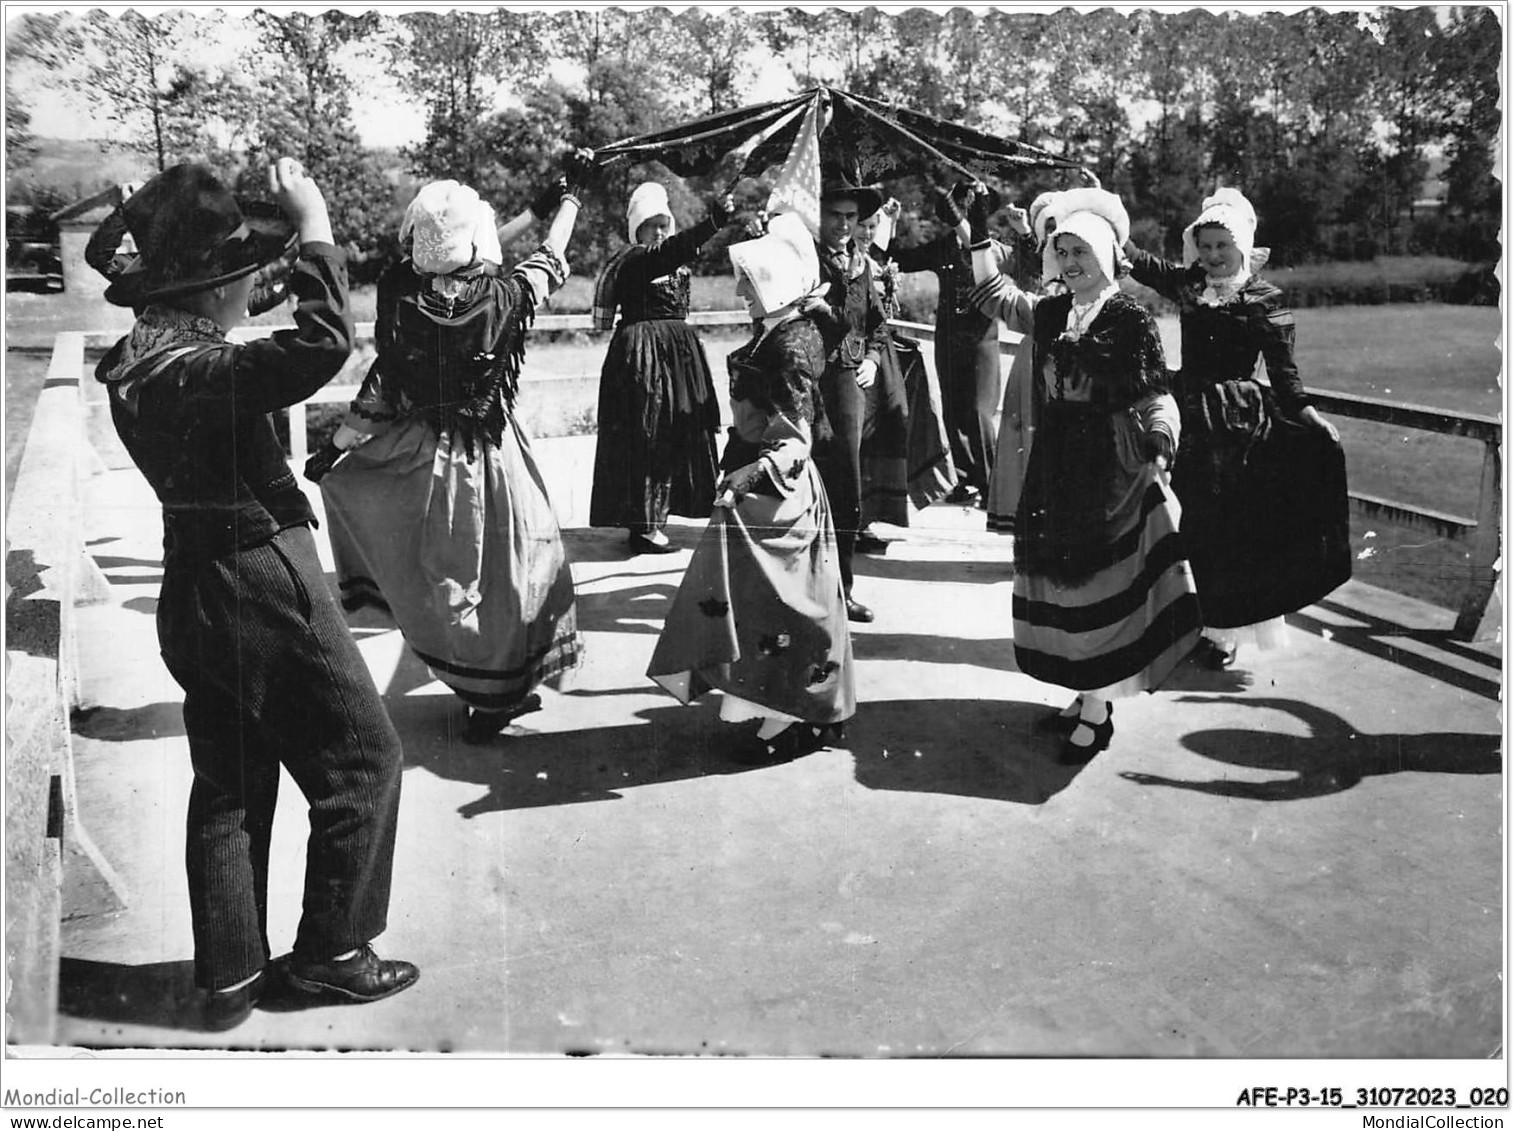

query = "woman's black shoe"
[
  {"left": 734, "top": 721, "right": 846, "bottom": 766},
  {"left": 944, "top": 484, "right": 980, "bottom": 506},
  {"left": 845, "top": 598, "right": 875, "bottom": 623},
  {"left": 463, "top": 693, "right": 542, "bottom": 744},
  {"left": 629, "top": 531, "right": 678, "bottom": 555},
  {"left": 1192, "top": 637, "right": 1238, "bottom": 670},
  {"left": 1059, "top": 704, "right": 1114, "bottom": 765}
]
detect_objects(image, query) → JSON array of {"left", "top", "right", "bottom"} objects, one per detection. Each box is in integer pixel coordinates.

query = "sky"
[
  {"left": 6, "top": 4, "right": 803, "bottom": 150},
  {"left": 8, "top": 9, "right": 432, "bottom": 149}
]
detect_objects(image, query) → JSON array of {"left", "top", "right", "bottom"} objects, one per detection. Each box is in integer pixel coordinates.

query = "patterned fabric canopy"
[{"left": 594, "top": 86, "right": 1079, "bottom": 185}]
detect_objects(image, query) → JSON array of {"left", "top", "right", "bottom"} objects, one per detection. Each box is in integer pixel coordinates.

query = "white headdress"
[
  {"left": 1182, "top": 187, "right": 1257, "bottom": 269},
  {"left": 727, "top": 212, "right": 820, "bottom": 315},
  {"left": 1044, "top": 188, "right": 1130, "bottom": 286},
  {"left": 401, "top": 180, "right": 502, "bottom": 277},
  {"left": 627, "top": 182, "right": 676, "bottom": 244}
]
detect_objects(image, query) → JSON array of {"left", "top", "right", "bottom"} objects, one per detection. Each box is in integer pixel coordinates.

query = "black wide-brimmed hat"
[
  {"left": 102, "top": 164, "right": 297, "bottom": 308},
  {"left": 820, "top": 160, "right": 883, "bottom": 221}
]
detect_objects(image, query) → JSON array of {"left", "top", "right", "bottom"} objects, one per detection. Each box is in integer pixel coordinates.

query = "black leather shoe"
[
  {"left": 462, "top": 693, "right": 542, "bottom": 744},
  {"left": 845, "top": 598, "right": 875, "bottom": 623},
  {"left": 735, "top": 721, "right": 847, "bottom": 766},
  {"left": 1194, "top": 637, "right": 1239, "bottom": 670},
  {"left": 629, "top": 531, "right": 678, "bottom": 555},
  {"left": 944, "top": 484, "right": 980, "bottom": 506},
  {"left": 855, "top": 532, "right": 890, "bottom": 554},
  {"left": 202, "top": 972, "right": 262, "bottom": 1031},
  {"left": 1059, "top": 704, "right": 1114, "bottom": 766},
  {"left": 286, "top": 945, "right": 419, "bottom": 1004}
]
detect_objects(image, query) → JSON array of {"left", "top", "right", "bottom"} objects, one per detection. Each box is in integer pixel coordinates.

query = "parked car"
[{"left": 6, "top": 205, "right": 64, "bottom": 291}]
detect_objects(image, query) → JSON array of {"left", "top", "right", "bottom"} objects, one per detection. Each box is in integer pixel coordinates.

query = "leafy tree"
[
  {"left": 236, "top": 12, "right": 397, "bottom": 277},
  {"left": 68, "top": 10, "right": 200, "bottom": 171},
  {"left": 393, "top": 10, "right": 539, "bottom": 189},
  {"left": 1435, "top": 6, "right": 1501, "bottom": 225},
  {"left": 664, "top": 9, "right": 761, "bottom": 116}
]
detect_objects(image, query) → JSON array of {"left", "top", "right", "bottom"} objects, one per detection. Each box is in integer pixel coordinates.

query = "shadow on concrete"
[
  {"left": 401, "top": 691, "right": 1088, "bottom": 815},
  {"left": 90, "top": 552, "right": 164, "bottom": 587},
  {"left": 73, "top": 701, "right": 185, "bottom": 742},
  {"left": 1120, "top": 696, "right": 1501, "bottom": 801},
  {"left": 574, "top": 580, "right": 679, "bottom": 637},
  {"left": 1154, "top": 651, "right": 1256, "bottom": 694},
  {"left": 395, "top": 699, "right": 769, "bottom": 818},
  {"left": 90, "top": 553, "right": 162, "bottom": 571},
  {"left": 122, "top": 596, "right": 158, "bottom": 615},
  {"left": 852, "top": 553, "right": 1012, "bottom": 585},
  {"left": 58, "top": 956, "right": 202, "bottom": 1032},
  {"left": 5, "top": 547, "right": 59, "bottom": 659},
  {"left": 848, "top": 697, "right": 1082, "bottom": 805},
  {"left": 1291, "top": 601, "right": 1499, "bottom": 701},
  {"left": 851, "top": 630, "right": 1019, "bottom": 674},
  {"left": 58, "top": 956, "right": 357, "bottom": 1039}
]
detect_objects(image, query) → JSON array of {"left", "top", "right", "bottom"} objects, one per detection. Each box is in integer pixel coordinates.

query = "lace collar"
[
  {"left": 1196, "top": 265, "right": 1253, "bottom": 307},
  {"left": 1062, "top": 282, "right": 1121, "bottom": 340}
]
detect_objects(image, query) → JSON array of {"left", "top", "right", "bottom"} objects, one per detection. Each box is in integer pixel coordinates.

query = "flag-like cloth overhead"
[{"left": 593, "top": 85, "right": 1079, "bottom": 186}]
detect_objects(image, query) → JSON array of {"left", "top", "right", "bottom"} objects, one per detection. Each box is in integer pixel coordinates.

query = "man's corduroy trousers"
[{"left": 157, "top": 524, "right": 404, "bottom": 990}]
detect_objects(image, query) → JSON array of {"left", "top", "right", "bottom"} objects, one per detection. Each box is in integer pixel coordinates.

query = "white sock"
[
  {"left": 330, "top": 948, "right": 360, "bottom": 962},
  {"left": 213, "top": 970, "right": 260, "bottom": 994}
]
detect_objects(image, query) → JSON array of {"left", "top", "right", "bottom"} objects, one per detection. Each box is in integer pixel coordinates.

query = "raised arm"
[
  {"left": 956, "top": 210, "right": 1035, "bottom": 332},
  {"left": 1123, "top": 243, "right": 1190, "bottom": 302}
]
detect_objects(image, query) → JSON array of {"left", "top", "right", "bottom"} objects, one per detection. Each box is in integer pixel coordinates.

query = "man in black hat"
[
  {"left": 93, "top": 158, "right": 418, "bottom": 1030},
  {"left": 809, "top": 172, "right": 891, "bottom": 623},
  {"left": 870, "top": 185, "right": 1010, "bottom": 507}
]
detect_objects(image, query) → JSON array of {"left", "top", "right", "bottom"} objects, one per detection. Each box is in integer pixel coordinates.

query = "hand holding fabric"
[
  {"left": 303, "top": 440, "right": 343, "bottom": 484},
  {"left": 716, "top": 460, "right": 767, "bottom": 505},
  {"left": 1144, "top": 428, "right": 1175, "bottom": 470},
  {"left": 939, "top": 184, "right": 970, "bottom": 228},
  {"left": 529, "top": 177, "right": 569, "bottom": 220},
  {"left": 1299, "top": 406, "right": 1340, "bottom": 444},
  {"left": 854, "top": 358, "right": 878, "bottom": 389},
  {"left": 563, "top": 147, "right": 596, "bottom": 197}
]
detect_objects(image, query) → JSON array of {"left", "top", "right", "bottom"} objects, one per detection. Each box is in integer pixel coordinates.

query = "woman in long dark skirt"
[
  {"left": 1123, "top": 188, "right": 1351, "bottom": 669},
  {"left": 589, "top": 182, "right": 733, "bottom": 554}
]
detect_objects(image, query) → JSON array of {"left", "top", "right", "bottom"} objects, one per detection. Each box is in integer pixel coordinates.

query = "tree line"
[{"left": 5, "top": 7, "right": 1500, "bottom": 282}]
